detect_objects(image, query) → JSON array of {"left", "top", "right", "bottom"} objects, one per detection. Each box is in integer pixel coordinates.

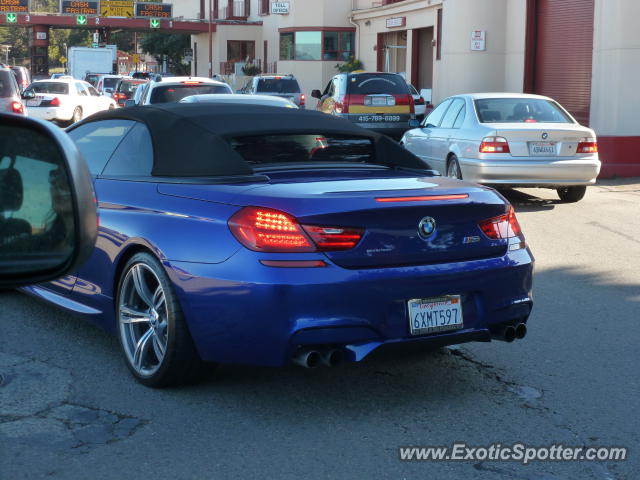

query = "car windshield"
[
  {"left": 347, "top": 74, "right": 409, "bottom": 95},
  {"left": 256, "top": 78, "right": 300, "bottom": 93},
  {"left": 230, "top": 135, "right": 375, "bottom": 165},
  {"left": 119, "top": 81, "right": 145, "bottom": 93},
  {"left": 26, "top": 82, "right": 69, "bottom": 95},
  {"left": 0, "top": 72, "right": 14, "bottom": 96},
  {"left": 475, "top": 98, "right": 573, "bottom": 123},
  {"left": 103, "top": 77, "right": 120, "bottom": 89},
  {"left": 150, "top": 84, "right": 230, "bottom": 103}
]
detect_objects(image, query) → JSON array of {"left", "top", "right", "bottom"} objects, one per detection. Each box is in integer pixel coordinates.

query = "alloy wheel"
[{"left": 118, "top": 263, "right": 168, "bottom": 377}]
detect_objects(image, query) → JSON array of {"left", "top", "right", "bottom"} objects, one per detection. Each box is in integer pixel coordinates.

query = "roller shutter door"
[{"left": 533, "top": 0, "right": 594, "bottom": 126}]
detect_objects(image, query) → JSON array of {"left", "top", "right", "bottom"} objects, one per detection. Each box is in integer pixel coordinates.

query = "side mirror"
[
  {"left": 311, "top": 89, "right": 322, "bottom": 99},
  {"left": 0, "top": 114, "right": 97, "bottom": 288},
  {"left": 21, "top": 90, "right": 35, "bottom": 100},
  {"left": 124, "top": 99, "right": 136, "bottom": 107}
]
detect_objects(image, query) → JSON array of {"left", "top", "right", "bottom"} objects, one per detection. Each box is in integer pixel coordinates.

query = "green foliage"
[
  {"left": 140, "top": 32, "right": 191, "bottom": 75},
  {"left": 48, "top": 29, "right": 91, "bottom": 68},
  {"left": 335, "top": 57, "right": 364, "bottom": 73},
  {"left": 241, "top": 63, "right": 261, "bottom": 76}
]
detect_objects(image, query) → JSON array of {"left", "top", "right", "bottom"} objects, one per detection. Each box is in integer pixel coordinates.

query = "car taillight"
[
  {"left": 11, "top": 101, "right": 24, "bottom": 114},
  {"left": 301, "top": 225, "right": 363, "bottom": 251},
  {"left": 300, "top": 94, "right": 305, "bottom": 106},
  {"left": 480, "top": 136, "right": 510, "bottom": 153},
  {"left": 49, "top": 97, "right": 61, "bottom": 107},
  {"left": 113, "top": 92, "right": 126, "bottom": 100},
  {"left": 478, "top": 206, "right": 522, "bottom": 240},
  {"left": 395, "top": 95, "right": 415, "bottom": 113},
  {"left": 415, "top": 96, "right": 425, "bottom": 105},
  {"left": 182, "top": 81, "right": 202, "bottom": 85},
  {"left": 335, "top": 94, "right": 351, "bottom": 114},
  {"left": 576, "top": 137, "right": 598, "bottom": 154},
  {"left": 228, "top": 206, "right": 363, "bottom": 253}
]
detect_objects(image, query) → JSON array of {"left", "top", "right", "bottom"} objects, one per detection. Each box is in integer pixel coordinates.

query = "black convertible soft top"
[{"left": 77, "top": 104, "right": 427, "bottom": 177}]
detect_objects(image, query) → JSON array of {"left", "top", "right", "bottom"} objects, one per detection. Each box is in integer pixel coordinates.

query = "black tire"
[
  {"left": 116, "top": 252, "right": 212, "bottom": 387},
  {"left": 556, "top": 186, "right": 587, "bottom": 203},
  {"left": 447, "top": 155, "right": 462, "bottom": 180}
]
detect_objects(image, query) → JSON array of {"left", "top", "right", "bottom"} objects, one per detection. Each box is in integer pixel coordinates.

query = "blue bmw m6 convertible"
[{"left": 22, "top": 104, "right": 534, "bottom": 387}]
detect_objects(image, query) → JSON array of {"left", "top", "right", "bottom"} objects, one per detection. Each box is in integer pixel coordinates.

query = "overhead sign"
[
  {"left": 136, "top": 2, "right": 171, "bottom": 18},
  {"left": 149, "top": 18, "right": 160, "bottom": 28},
  {"left": 5, "top": 12, "right": 17, "bottom": 22},
  {"left": 0, "top": 0, "right": 28, "bottom": 13},
  {"left": 76, "top": 14, "right": 87, "bottom": 24},
  {"left": 61, "top": 1, "right": 99, "bottom": 15},
  {"left": 271, "top": 2, "right": 289, "bottom": 14},
  {"left": 470, "top": 30, "right": 486, "bottom": 51},
  {"left": 386, "top": 17, "right": 406, "bottom": 28},
  {"left": 101, "top": 0, "right": 134, "bottom": 17}
]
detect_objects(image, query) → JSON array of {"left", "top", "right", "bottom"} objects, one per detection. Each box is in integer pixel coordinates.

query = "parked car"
[
  {"left": 239, "top": 74, "right": 306, "bottom": 109},
  {"left": 10, "top": 66, "right": 31, "bottom": 93},
  {"left": 401, "top": 93, "right": 601, "bottom": 202},
  {"left": 131, "top": 76, "right": 232, "bottom": 106},
  {"left": 96, "top": 74, "right": 124, "bottom": 98},
  {"left": 0, "top": 66, "right": 26, "bottom": 115},
  {"left": 180, "top": 93, "right": 298, "bottom": 108},
  {"left": 112, "top": 78, "right": 147, "bottom": 107},
  {"left": 312, "top": 72, "right": 418, "bottom": 139},
  {"left": 19, "top": 103, "right": 534, "bottom": 387},
  {"left": 22, "top": 79, "right": 117, "bottom": 126}
]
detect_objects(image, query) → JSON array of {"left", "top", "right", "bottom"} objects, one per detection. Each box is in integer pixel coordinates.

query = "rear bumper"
[
  {"left": 167, "top": 247, "right": 534, "bottom": 367},
  {"left": 458, "top": 156, "right": 601, "bottom": 186},
  {"left": 26, "top": 106, "right": 73, "bottom": 122}
]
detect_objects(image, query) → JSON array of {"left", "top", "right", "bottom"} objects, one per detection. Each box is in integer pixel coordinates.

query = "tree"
[{"left": 140, "top": 33, "right": 190, "bottom": 75}]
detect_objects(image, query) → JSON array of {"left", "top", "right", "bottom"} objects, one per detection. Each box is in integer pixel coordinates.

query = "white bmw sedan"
[
  {"left": 22, "top": 79, "right": 117, "bottom": 126},
  {"left": 401, "top": 93, "right": 601, "bottom": 202}
]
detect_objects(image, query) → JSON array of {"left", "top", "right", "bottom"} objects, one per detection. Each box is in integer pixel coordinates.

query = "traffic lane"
[
  {"left": 1, "top": 292, "right": 600, "bottom": 480},
  {"left": 470, "top": 182, "right": 640, "bottom": 477}
]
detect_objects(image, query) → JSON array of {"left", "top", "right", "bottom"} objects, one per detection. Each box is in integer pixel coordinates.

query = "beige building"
[{"left": 177, "top": 0, "right": 638, "bottom": 177}]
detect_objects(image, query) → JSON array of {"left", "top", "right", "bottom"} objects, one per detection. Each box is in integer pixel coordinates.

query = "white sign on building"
[
  {"left": 470, "top": 30, "right": 486, "bottom": 51},
  {"left": 271, "top": 2, "right": 290, "bottom": 14}
]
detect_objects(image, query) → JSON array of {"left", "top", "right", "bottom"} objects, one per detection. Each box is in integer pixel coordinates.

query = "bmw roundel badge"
[{"left": 418, "top": 216, "right": 437, "bottom": 239}]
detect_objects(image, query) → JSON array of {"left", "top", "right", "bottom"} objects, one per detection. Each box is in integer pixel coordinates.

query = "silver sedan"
[{"left": 401, "top": 93, "right": 601, "bottom": 202}]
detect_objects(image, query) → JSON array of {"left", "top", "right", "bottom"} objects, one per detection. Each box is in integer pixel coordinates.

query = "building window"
[
  {"left": 259, "top": 0, "right": 270, "bottom": 15},
  {"left": 279, "top": 31, "right": 355, "bottom": 61},
  {"left": 227, "top": 40, "right": 256, "bottom": 62}
]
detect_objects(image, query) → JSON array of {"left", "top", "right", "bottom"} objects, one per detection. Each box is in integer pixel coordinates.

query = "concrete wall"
[{"left": 590, "top": 0, "right": 640, "bottom": 137}]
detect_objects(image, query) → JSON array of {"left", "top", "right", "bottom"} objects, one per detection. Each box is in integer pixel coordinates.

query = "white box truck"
[{"left": 68, "top": 47, "right": 113, "bottom": 81}]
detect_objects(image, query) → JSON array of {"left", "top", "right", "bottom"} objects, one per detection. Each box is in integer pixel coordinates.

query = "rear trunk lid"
[
  {"left": 490, "top": 123, "right": 594, "bottom": 157},
  {"left": 158, "top": 173, "right": 512, "bottom": 268}
]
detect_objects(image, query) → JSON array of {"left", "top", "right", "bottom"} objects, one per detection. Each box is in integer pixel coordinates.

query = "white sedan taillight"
[
  {"left": 576, "top": 137, "right": 598, "bottom": 154},
  {"left": 480, "top": 136, "right": 511, "bottom": 154}
]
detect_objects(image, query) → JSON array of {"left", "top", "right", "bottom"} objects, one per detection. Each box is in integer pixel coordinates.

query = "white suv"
[{"left": 130, "top": 76, "right": 232, "bottom": 106}]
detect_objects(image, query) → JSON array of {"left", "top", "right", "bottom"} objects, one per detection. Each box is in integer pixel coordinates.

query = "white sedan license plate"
[
  {"left": 27, "top": 98, "right": 41, "bottom": 107},
  {"left": 529, "top": 141, "right": 556, "bottom": 156},
  {"left": 408, "top": 295, "right": 463, "bottom": 335}
]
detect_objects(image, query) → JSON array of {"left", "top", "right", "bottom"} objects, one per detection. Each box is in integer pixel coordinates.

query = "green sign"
[
  {"left": 149, "top": 18, "right": 160, "bottom": 29},
  {"left": 91, "top": 43, "right": 98, "bottom": 48},
  {"left": 6, "top": 13, "right": 17, "bottom": 23},
  {"left": 76, "top": 15, "right": 87, "bottom": 25}
]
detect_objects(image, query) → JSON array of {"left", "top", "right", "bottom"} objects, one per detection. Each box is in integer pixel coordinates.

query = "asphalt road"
[{"left": 1, "top": 180, "right": 638, "bottom": 480}]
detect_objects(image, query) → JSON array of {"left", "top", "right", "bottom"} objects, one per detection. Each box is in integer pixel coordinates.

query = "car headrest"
[
  {"left": 0, "top": 167, "right": 23, "bottom": 212},
  {"left": 482, "top": 110, "right": 501, "bottom": 122}
]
